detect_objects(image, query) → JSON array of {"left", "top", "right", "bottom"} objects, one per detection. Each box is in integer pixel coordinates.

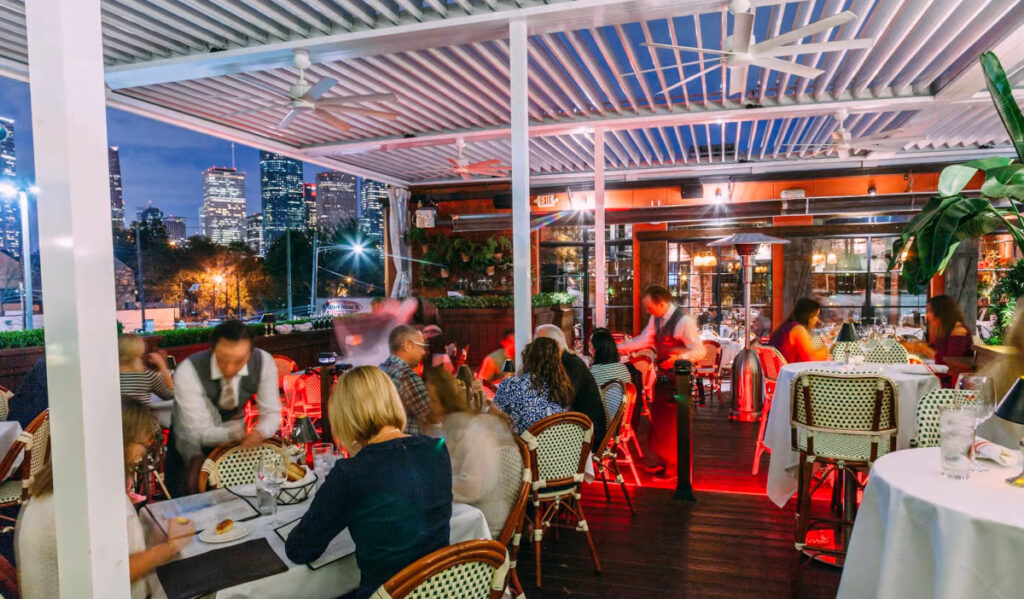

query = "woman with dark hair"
[
  {"left": 904, "top": 295, "right": 971, "bottom": 367},
  {"left": 589, "top": 328, "right": 631, "bottom": 389},
  {"left": 768, "top": 298, "right": 829, "bottom": 363},
  {"left": 493, "top": 337, "right": 575, "bottom": 434}
]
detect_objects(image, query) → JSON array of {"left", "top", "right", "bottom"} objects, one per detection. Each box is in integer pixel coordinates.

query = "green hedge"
[
  {"left": 430, "top": 292, "right": 574, "bottom": 309},
  {"left": 0, "top": 328, "right": 45, "bottom": 350},
  {"left": 150, "top": 324, "right": 266, "bottom": 348}
]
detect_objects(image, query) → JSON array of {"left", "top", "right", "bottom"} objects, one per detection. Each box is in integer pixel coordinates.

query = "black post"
[
  {"left": 319, "top": 364, "right": 333, "bottom": 444},
  {"left": 674, "top": 359, "right": 696, "bottom": 502}
]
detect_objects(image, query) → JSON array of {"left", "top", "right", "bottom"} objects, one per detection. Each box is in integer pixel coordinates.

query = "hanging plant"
[
  {"left": 486, "top": 265, "right": 496, "bottom": 276},
  {"left": 889, "top": 51, "right": 1024, "bottom": 294},
  {"left": 440, "top": 267, "right": 449, "bottom": 278}
]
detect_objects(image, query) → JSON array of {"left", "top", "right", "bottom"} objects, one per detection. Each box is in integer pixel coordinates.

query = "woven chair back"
[
  {"left": 911, "top": 389, "right": 974, "bottom": 448},
  {"left": 696, "top": 340, "right": 722, "bottom": 371},
  {"left": 273, "top": 355, "right": 299, "bottom": 387},
  {"left": 198, "top": 438, "right": 285, "bottom": 491},
  {"left": 791, "top": 372, "right": 897, "bottom": 463},
  {"left": 830, "top": 341, "right": 865, "bottom": 362},
  {"left": 522, "top": 412, "right": 593, "bottom": 491},
  {"left": 864, "top": 342, "right": 909, "bottom": 364},
  {"left": 754, "top": 345, "right": 787, "bottom": 382},
  {"left": 370, "top": 539, "right": 508, "bottom": 599},
  {"left": 496, "top": 437, "right": 531, "bottom": 546}
]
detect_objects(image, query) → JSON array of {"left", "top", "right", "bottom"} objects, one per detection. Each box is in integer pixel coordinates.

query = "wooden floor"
[{"left": 515, "top": 398, "right": 842, "bottom": 598}]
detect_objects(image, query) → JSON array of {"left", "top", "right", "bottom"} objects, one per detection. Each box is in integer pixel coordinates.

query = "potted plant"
[
  {"left": 440, "top": 266, "right": 449, "bottom": 278},
  {"left": 494, "top": 236, "right": 512, "bottom": 261},
  {"left": 889, "top": 52, "right": 1024, "bottom": 294}
]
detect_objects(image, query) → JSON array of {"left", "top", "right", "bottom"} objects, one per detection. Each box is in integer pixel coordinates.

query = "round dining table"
[
  {"left": 838, "top": 447, "right": 1024, "bottom": 599},
  {"left": 763, "top": 360, "right": 942, "bottom": 507}
]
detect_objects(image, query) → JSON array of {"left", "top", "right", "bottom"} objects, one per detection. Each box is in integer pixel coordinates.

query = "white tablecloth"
[
  {"left": 764, "top": 361, "right": 941, "bottom": 507},
  {"left": 838, "top": 447, "right": 1024, "bottom": 599},
  {"left": 150, "top": 494, "right": 491, "bottom": 599},
  {"left": 0, "top": 421, "right": 22, "bottom": 479}
]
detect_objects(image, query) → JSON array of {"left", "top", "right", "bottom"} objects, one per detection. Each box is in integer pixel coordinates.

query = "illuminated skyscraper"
[
  {"left": 201, "top": 167, "right": 246, "bottom": 245},
  {"left": 303, "top": 183, "right": 317, "bottom": 229},
  {"left": 137, "top": 203, "right": 164, "bottom": 226},
  {"left": 359, "top": 178, "right": 388, "bottom": 267},
  {"left": 163, "top": 216, "right": 187, "bottom": 245},
  {"left": 246, "top": 213, "right": 265, "bottom": 256},
  {"left": 0, "top": 117, "right": 20, "bottom": 259},
  {"left": 109, "top": 146, "right": 124, "bottom": 229},
  {"left": 259, "top": 151, "right": 304, "bottom": 244},
  {"left": 315, "top": 171, "right": 358, "bottom": 231}
]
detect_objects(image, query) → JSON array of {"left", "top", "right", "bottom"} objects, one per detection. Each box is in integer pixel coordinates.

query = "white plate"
[{"left": 198, "top": 521, "right": 251, "bottom": 544}]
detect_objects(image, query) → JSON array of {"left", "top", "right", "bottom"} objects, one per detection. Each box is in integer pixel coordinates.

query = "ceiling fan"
[
  {"left": 405, "top": 139, "right": 512, "bottom": 180},
  {"left": 780, "top": 110, "right": 929, "bottom": 158},
  {"left": 641, "top": 1, "right": 875, "bottom": 96},
  {"left": 215, "top": 49, "right": 399, "bottom": 132}
]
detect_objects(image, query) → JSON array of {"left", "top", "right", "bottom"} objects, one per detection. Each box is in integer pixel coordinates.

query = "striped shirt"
[{"left": 119, "top": 370, "right": 173, "bottom": 403}]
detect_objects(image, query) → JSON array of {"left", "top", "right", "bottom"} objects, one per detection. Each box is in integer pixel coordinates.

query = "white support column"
[
  {"left": 25, "top": 1, "right": 132, "bottom": 597},
  {"left": 593, "top": 128, "right": 606, "bottom": 329},
  {"left": 510, "top": 19, "right": 531, "bottom": 367}
]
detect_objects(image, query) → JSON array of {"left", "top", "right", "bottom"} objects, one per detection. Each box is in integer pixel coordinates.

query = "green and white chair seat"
[{"left": 370, "top": 539, "right": 509, "bottom": 599}]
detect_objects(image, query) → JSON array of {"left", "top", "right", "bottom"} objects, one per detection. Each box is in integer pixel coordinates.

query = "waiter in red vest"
[{"left": 619, "top": 285, "right": 706, "bottom": 477}]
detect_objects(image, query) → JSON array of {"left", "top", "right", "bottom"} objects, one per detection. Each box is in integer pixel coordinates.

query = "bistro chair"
[
  {"left": 0, "top": 384, "right": 12, "bottom": 421},
  {"left": 593, "top": 381, "right": 637, "bottom": 515},
  {"left": 864, "top": 343, "right": 909, "bottom": 364},
  {"left": 909, "top": 389, "right": 974, "bottom": 448},
  {"left": 369, "top": 539, "right": 509, "bottom": 599},
  {"left": 752, "top": 345, "right": 787, "bottom": 475},
  {"left": 693, "top": 339, "right": 723, "bottom": 406},
  {"left": 244, "top": 355, "right": 301, "bottom": 432},
  {"left": 791, "top": 372, "right": 898, "bottom": 562},
  {"left": 829, "top": 341, "right": 864, "bottom": 362},
  {"left": 281, "top": 369, "right": 327, "bottom": 436},
  {"left": 495, "top": 437, "right": 531, "bottom": 599},
  {"left": 0, "top": 409, "right": 51, "bottom": 508},
  {"left": 0, "top": 554, "right": 18, "bottom": 599},
  {"left": 521, "top": 412, "right": 601, "bottom": 588},
  {"left": 197, "top": 437, "right": 285, "bottom": 492}
]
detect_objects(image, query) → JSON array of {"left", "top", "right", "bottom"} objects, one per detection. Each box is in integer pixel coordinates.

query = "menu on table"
[
  {"left": 274, "top": 517, "right": 356, "bottom": 569},
  {"left": 143, "top": 488, "right": 260, "bottom": 537}
]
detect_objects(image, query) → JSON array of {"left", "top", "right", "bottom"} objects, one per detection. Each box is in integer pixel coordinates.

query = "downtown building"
[
  {"left": 303, "top": 183, "right": 317, "bottom": 229},
  {"left": 0, "top": 117, "right": 20, "bottom": 259},
  {"left": 109, "top": 146, "right": 124, "bottom": 229},
  {"left": 137, "top": 203, "right": 163, "bottom": 226},
  {"left": 163, "top": 216, "right": 187, "bottom": 245},
  {"left": 259, "top": 151, "right": 304, "bottom": 245},
  {"left": 359, "top": 178, "right": 388, "bottom": 268},
  {"left": 245, "top": 213, "right": 264, "bottom": 256},
  {"left": 315, "top": 171, "right": 358, "bottom": 232},
  {"left": 201, "top": 167, "right": 246, "bottom": 245}
]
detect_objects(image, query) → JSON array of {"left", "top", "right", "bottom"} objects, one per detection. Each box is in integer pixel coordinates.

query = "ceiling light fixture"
[{"left": 868, "top": 185, "right": 877, "bottom": 196}]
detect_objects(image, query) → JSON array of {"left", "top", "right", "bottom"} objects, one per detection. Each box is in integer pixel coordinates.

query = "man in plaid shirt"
[{"left": 380, "top": 325, "right": 438, "bottom": 435}]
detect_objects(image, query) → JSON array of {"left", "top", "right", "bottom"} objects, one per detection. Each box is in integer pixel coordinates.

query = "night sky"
[{"left": 0, "top": 76, "right": 338, "bottom": 239}]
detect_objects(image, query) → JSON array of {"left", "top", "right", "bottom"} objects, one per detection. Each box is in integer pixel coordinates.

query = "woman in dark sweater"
[{"left": 284, "top": 366, "right": 453, "bottom": 598}]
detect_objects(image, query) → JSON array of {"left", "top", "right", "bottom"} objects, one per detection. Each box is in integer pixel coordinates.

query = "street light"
[
  {"left": 310, "top": 236, "right": 365, "bottom": 315},
  {"left": 0, "top": 183, "right": 36, "bottom": 330}
]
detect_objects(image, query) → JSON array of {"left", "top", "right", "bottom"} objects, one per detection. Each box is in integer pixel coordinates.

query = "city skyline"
[
  {"left": 259, "top": 151, "right": 304, "bottom": 245},
  {"left": 0, "top": 117, "right": 19, "bottom": 258},
  {"left": 201, "top": 167, "right": 246, "bottom": 244}
]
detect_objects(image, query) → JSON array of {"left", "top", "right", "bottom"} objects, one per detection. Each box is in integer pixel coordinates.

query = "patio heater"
[{"left": 708, "top": 233, "right": 789, "bottom": 422}]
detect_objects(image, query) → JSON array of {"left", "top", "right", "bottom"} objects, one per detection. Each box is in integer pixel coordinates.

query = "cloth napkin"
[
  {"left": 974, "top": 437, "right": 1019, "bottom": 466},
  {"left": 885, "top": 363, "right": 949, "bottom": 375}
]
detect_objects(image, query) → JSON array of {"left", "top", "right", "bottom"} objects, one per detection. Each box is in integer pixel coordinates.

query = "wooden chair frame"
[
  {"left": 370, "top": 539, "right": 508, "bottom": 599},
  {"left": 0, "top": 409, "right": 50, "bottom": 507},
  {"left": 521, "top": 411, "right": 601, "bottom": 588},
  {"left": 592, "top": 381, "right": 636, "bottom": 515},
  {"left": 495, "top": 437, "right": 531, "bottom": 599},
  {"left": 693, "top": 339, "right": 723, "bottom": 406}
]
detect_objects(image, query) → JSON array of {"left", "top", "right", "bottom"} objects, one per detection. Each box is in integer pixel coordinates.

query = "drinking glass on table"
[
  {"left": 939, "top": 407, "right": 976, "bottom": 480},
  {"left": 254, "top": 453, "right": 286, "bottom": 515},
  {"left": 311, "top": 442, "right": 333, "bottom": 484},
  {"left": 956, "top": 374, "right": 996, "bottom": 471}
]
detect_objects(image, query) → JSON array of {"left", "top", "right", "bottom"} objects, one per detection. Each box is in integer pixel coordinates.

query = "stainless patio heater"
[{"left": 708, "top": 233, "right": 789, "bottom": 422}]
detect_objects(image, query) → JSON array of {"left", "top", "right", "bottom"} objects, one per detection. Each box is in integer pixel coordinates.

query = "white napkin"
[
  {"left": 974, "top": 437, "right": 1019, "bottom": 466},
  {"left": 885, "top": 363, "right": 949, "bottom": 375}
]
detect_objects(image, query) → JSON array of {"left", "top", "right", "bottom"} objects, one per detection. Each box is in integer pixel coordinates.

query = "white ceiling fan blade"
[
  {"left": 236, "top": 79, "right": 294, "bottom": 99},
  {"left": 316, "top": 104, "right": 400, "bottom": 120},
  {"left": 304, "top": 77, "right": 339, "bottom": 101},
  {"left": 217, "top": 104, "right": 287, "bottom": 117},
  {"left": 756, "top": 38, "right": 875, "bottom": 58},
  {"left": 750, "top": 56, "right": 823, "bottom": 79},
  {"left": 277, "top": 109, "right": 301, "bottom": 129},
  {"left": 312, "top": 108, "right": 352, "bottom": 132},
  {"left": 660, "top": 65, "right": 716, "bottom": 95},
  {"left": 317, "top": 93, "right": 396, "bottom": 104},
  {"left": 751, "top": 10, "right": 857, "bottom": 53},
  {"left": 748, "top": 0, "right": 790, "bottom": 7},
  {"left": 468, "top": 159, "right": 504, "bottom": 167},
  {"left": 621, "top": 57, "right": 714, "bottom": 77},
  {"left": 642, "top": 42, "right": 735, "bottom": 56},
  {"left": 732, "top": 12, "right": 754, "bottom": 54},
  {"left": 728, "top": 65, "right": 748, "bottom": 95}
]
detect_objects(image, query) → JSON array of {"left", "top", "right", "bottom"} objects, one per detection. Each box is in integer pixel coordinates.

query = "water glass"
[
  {"left": 311, "top": 442, "right": 333, "bottom": 482},
  {"left": 956, "top": 374, "right": 996, "bottom": 471},
  {"left": 254, "top": 453, "right": 286, "bottom": 515},
  {"left": 939, "top": 407, "right": 976, "bottom": 480}
]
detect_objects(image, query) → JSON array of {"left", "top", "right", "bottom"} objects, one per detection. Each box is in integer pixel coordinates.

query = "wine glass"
[
  {"left": 956, "top": 374, "right": 996, "bottom": 471},
  {"left": 254, "top": 452, "right": 287, "bottom": 515}
]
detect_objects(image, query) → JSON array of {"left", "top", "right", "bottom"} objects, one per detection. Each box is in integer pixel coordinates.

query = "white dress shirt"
[
  {"left": 618, "top": 304, "right": 706, "bottom": 364},
  {"left": 172, "top": 348, "right": 280, "bottom": 459}
]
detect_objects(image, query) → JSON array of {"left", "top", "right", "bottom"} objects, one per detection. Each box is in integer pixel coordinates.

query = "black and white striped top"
[{"left": 119, "top": 370, "right": 173, "bottom": 403}]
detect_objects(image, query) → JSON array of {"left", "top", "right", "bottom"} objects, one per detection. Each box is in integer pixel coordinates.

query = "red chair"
[
  {"left": 752, "top": 345, "right": 787, "bottom": 475},
  {"left": 693, "top": 339, "right": 723, "bottom": 406},
  {"left": 244, "top": 355, "right": 299, "bottom": 432}
]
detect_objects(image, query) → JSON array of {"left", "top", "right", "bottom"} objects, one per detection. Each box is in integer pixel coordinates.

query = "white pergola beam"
[
  {"left": 594, "top": 128, "right": 606, "bottom": 328},
  {"left": 102, "top": 0, "right": 716, "bottom": 90},
  {"left": 25, "top": 0, "right": 131, "bottom": 596},
  {"left": 510, "top": 18, "right": 531, "bottom": 368}
]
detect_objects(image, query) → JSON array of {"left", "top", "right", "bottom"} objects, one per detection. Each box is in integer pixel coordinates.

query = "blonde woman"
[
  {"left": 284, "top": 366, "right": 453, "bottom": 599},
  {"left": 16, "top": 400, "right": 195, "bottom": 599},
  {"left": 118, "top": 334, "right": 174, "bottom": 403}
]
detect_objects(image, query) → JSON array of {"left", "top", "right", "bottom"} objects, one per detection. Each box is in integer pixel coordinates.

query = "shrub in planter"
[{"left": 0, "top": 328, "right": 46, "bottom": 350}]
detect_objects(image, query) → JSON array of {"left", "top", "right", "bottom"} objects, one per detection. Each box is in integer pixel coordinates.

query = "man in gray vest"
[{"left": 164, "top": 320, "right": 280, "bottom": 496}]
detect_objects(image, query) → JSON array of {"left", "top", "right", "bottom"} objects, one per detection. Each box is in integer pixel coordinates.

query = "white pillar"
[
  {"left": 25, "top": 0, "right": 132, "bottom": 597},
  {"left": 510, "top": 19, "right": 532, "bottom": 367},
  {"left": 593, "top": 128, "right": 606, "bottom": 329}
]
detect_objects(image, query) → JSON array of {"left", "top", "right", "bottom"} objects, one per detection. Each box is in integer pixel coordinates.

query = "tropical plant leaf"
[
  {"left": 937, "top": 157, "right": 1013, "bottom": 197},
  {"left": 981, "top": 163, "right": 1024, "bottom": 198},
  {"left": 981, "top": 51, "right": 1024, "bottom": 163}
]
